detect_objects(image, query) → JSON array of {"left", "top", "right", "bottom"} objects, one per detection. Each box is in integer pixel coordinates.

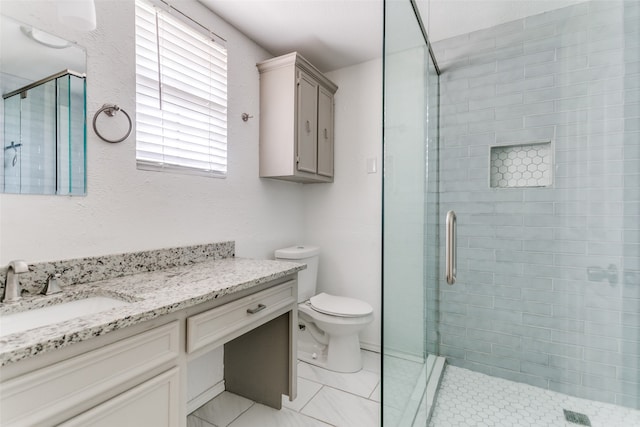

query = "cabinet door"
[
  {"left": 58, "top": 368, "right": 181, "bottom": 427},
  {"left": 317, "top": 86, "right": 334, "bottom": 178},
  {"left": 296, "top": 70, "right": 318, "bottom": 174}
]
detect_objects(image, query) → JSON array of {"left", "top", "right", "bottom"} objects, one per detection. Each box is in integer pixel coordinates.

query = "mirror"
[{"left": 0, "top": 14, "right": 87, "bottom": 195}]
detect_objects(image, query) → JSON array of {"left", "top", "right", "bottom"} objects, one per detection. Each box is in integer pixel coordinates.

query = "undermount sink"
[{"left": 0, "top": 296, "right": 130, "bottom": 337}]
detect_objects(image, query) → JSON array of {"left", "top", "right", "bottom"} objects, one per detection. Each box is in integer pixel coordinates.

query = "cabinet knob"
[
  {"left": 324, "top": 128, "right": 328, "bottom": 139},
  {"left": 305, "top": 120, "right": 311, "bottom": 133}
]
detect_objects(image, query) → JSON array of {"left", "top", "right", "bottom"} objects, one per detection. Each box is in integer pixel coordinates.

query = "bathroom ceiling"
[{"left": 198, "top": 0, "right": 585, "bottom": 72}]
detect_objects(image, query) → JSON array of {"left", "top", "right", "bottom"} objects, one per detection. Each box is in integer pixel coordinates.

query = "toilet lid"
[{"left": 309, "top": 293, "right": 373, "bottom": 318}]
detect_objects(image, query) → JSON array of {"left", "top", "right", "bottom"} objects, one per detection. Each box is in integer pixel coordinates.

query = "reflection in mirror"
[{"left": 0, "top": 14, "right": 87, "bottom": 195}]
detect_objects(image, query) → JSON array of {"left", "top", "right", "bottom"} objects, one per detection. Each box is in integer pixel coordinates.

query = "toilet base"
[{"left": 297, "top": 327, "right": 363, "bottom": 373}]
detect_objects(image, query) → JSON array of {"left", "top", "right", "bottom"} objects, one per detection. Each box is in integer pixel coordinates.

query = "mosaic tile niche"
[{"left": 490, "top": 142, "right": 552, "bottom": 188}]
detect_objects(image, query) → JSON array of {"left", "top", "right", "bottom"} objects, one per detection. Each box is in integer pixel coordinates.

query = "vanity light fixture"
[
  {"left": 57, "top": 0, "right": 97, "bottom": 32},
  {"left": 20, "top": 26, "right": 72, "bottom": 49}
]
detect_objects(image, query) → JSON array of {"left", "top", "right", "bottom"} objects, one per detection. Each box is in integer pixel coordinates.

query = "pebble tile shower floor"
[{"left": 428, "top": 365, "right": 640, "bottom": 427}]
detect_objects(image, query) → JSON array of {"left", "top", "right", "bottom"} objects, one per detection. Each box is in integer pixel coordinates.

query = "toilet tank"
[{"left": 274, "top": 245, "right": 319, "bottom": 303}]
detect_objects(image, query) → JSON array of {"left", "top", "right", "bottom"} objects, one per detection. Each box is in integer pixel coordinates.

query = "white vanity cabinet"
[
  {"left": 258, "top": 52, "right": 338, "bottom": 183},
  {"left": 0, "top": 321, "right": 181, "bottom": 426},
  {"left": 0, "top": 274, "right": 298, "bottom": 427}
]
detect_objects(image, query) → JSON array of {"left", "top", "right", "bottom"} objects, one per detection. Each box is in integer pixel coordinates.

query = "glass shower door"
[{"left": 382, "top": 0, "right": 439, "bottom": 425}]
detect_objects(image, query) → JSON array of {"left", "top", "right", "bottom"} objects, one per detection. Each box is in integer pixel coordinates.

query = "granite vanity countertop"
[{"left": 0, "top": 257, "right": 304, "bottom": 366}]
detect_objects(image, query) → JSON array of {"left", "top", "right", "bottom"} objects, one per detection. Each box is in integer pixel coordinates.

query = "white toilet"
[{"left": 275, "top": 245, "right": 373, "bottom": 373}]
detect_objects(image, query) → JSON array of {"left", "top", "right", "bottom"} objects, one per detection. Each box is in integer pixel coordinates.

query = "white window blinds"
[{"left": 135, "top": 0, "right": 227, "bottom": 177}]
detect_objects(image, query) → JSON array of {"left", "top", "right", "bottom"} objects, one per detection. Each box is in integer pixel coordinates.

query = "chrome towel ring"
[{"left": 92, "top": 104, "right": 132, "bottom": 143}]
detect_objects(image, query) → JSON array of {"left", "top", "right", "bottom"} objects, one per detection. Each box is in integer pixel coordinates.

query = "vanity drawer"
[
  {"left": 0, "top": 321, "right": 179, "bottom": 427},
  {"left": 187, "top": 280, "right": 296, "bottom": 354}
]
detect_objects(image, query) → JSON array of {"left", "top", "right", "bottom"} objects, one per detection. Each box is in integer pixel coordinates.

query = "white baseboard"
[
  {"left": 383, "top": 348, "right": 425, "bottom": 364},
  {"left": 187, "top": 380, "right": 225, "bottom": 414},
  {"left": 360, "top": 341, "right": 381, "bottom": 353}
]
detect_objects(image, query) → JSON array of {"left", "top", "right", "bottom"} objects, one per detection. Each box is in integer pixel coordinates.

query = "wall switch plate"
[{"left": 366, "top": 157, "right": 377, "bottom": 174}]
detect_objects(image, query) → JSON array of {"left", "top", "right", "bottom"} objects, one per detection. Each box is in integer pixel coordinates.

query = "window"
[{"left": 135, "top": 0, "right": 227, "bottom": 177}]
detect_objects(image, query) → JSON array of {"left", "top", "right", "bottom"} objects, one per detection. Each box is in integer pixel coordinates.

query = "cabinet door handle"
[
  {"left": 247, "top": 303, "right": 266, "bottom": 314},
  {"left": 324, "top": 128, "right": 328, "bottom": 139},
  {"left": 305, "top": 120, "right": 311, "bottom": 133}
]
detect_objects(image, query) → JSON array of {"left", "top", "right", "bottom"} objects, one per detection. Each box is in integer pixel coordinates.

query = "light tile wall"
[{"left": 432, "top": 0, "right": 639, "bottom": 408}]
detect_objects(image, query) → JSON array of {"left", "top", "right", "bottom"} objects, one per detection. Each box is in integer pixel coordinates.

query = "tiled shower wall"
[{"left": 431, "top": 0, "right": 639, "bottom": 408}]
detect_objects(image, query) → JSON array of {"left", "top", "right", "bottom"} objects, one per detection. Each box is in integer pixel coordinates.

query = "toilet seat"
[{"left": 309, "top": 293, "right": 373, "bottom": 318}]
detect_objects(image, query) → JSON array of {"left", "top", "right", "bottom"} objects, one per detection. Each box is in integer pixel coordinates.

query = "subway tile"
[
  {"left": 523, "top": 313, "right": 585, "bottom": 332},
  {"left": 494, "top": 100, "right": 553, "bottom": 120},
  {"left": 583, "top": 373, "right": 640, "bottom": 396},
  {"left": 469, "top": 92, "right": 523, "bottom": 111},
  {"left": 440, "top": 107, "right": 494, "bottom": 126},
  {"left": 524, "top": 31, "right": 589, "bottom": 55},
  {"left": 496, "top": 49, "right": 555, "bottom": 72},
  {"left": 467, "top": 68, "right": 524, "bottom": 88},
  {"left": 442, "top": 334, "right": 492, "bottom": 354},
  {"left": 490, "top": 366, "right": 551, "bottom": 389},
  {"left": 522, "top": 337, "right": 584, "bottom": 358},
  {"left": 496, "top": 250, "right": 553, "bottom": 265},
  {"left": 549, "top": 354, "right": 617, "bottom": 378},
  {"left": 548, "top": 380, "right": 617, "bottom": 405},
  {"left": 526, "top": 56, "right": 589, "bottom": 78},
  {"left": 457, "top": 131, "right": 497, "bottom": 147},
  {"left": 520, "top": 360, "right": 581, "bottom": 384},
  {"left": 444, "top": 61, "right": 497, "bottom": 81},
  {"left": 496, "top": 75, "right": 554, "bottom": 95},
  {"left": 496, "top": 23, "right": 557, "bottom": 49},
  {"left": 525, "top": 82, "right": 589, "bottom": 103},
  {"left": 495, "top": 125, "right": 554, "bottom": 143},
  {"left": 551, "top": 330, "right": 620, "bottom": 352},
  {"left": 525, "top": 109, "right": 588, "bottom": 127},
  {"left": 556, "top": 43, "right": 590, "bottom": 59},
  {"left": 494, "top": 297, "right": 552, "bottom": 316},
  {"left": 494, "top": 274, "right": 553, "bottom": 290},
  {"left": 523, "top": 264, "right": 587, "bottom": 281},
  {"left": 444, "top": 37, "right": 496, "bottom": 62},
  {"left": 466, "top": 350, "right": 521, "bottom": 371},
  {"left": 468, "top": 117, "right": 523, "bottom": 134},
  {"left": 524, "top": 239, "right": 586, "bottom": 254},
  {"left": 492, "top": 344, "right": 549, "bottom": 365},
  {"left": 468, "top": 327, "right": 522, "bottom": 348}
]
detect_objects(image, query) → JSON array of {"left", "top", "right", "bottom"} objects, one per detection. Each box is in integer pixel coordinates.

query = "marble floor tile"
[
  {"left": 383, "top": 355, "right": 424, "bottom": 412},
  {"left": 362, "top": 350, "right": 382, "bottom": 374},
  {"left": 192, "top": 391, "right": 253, "bottom": 427},
  {"left": 229, "top": 403, "right": 332, "bottom": 427},
  {"left": 370, "top": 382, "right": 381, "bottom": 402},
  {"left": 383, "top": 405, "right": 403, "bottom": 427},
  {"left": 298, "top": 361, "right": 380, "bottom": 398},
  {"left": 302, "top": 386, "right": 381, "bottom": 427},
  {"left": 187, "top": 414, "right": 216, "bottom": 427},
  {"left": 282, "top": 376, "right": 323, "bottom": 412}
]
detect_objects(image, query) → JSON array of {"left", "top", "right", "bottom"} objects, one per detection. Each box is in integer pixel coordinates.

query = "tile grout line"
[{"left": 224, "top": 401, "right": 255, "bottom": 427}]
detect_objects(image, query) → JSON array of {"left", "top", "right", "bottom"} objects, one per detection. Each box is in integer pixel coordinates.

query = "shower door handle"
[{"left": 446, "top": 210, "right": 457, "bottom": 285}]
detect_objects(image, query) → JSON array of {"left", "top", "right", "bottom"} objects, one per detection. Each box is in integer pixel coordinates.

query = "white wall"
[
  {"left": 0, "top": 0, "right": 382, "bottom": 350},
  {"left": 0, "top": 0, "right": 304, "bottom": 264},
  {"left": 303, "top": 59, "right": 382, "bottom": 351}
]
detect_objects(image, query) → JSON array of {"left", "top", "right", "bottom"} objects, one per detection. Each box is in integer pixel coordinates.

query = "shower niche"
[{"left": 489, "top": 141, "right": 552, "bottom": 189}]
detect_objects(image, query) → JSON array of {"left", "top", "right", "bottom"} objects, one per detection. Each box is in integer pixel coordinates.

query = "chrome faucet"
[
  {"left": 41, "top": 273, "right": 63, "bottom": 295},
  {"left": 2, "top": 260, "right": 29, "bottom": 303}
]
